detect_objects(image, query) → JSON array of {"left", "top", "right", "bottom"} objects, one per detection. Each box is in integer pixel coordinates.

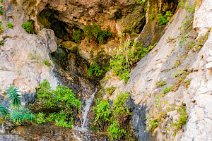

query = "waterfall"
[{"left": 81, "top": 88, "right": 97, "bottom": 129}]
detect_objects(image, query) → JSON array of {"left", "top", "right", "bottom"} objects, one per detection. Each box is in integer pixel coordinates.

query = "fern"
[{"left": 6, "top": 86, "right": 21, "bottom": 106}]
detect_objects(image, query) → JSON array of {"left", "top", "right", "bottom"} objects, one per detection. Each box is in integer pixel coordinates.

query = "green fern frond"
[
  {"left": 6, "top": 85, "right": 21, "bottom": 106},
  {"left": 0, "top": 105, "right": 8, "bottom": 117}
]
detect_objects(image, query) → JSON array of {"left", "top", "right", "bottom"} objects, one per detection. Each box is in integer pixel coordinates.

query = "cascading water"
[{"left": 80, "top": 88, "right": 97, "bottom": 130}]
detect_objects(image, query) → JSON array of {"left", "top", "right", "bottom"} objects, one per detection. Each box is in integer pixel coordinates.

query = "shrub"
[
  {"left": 94, "top": 99, "right": 111, "bottom": 127},
  {"left": 162, "top": 85, "right": 174, "bottom": 95},
  {"left": 107, "top": 120, "right": 126, "bottom": 140},
  {"left": 36, "top": 112, "right": 46, "bottom": 124},
  {"left": 113, "top": 93, "right": 131, "bottom": 123},
  {"left": 7, "top": 22, "right": 13, "bottom": 29},
  {"left": 22, "top": 20, "right": 34, "bottom": 34},
  {"left": 83, "top": 24, "right": 112, "bottom": 44},
  {"left": 35, "top": 80, "right": 81, "bottom": 128},
  {"left": 158, "top": 11, "right": 173, "bottom": 25},
  {"left": 88, "top": 63, "right": 104, "bottom": 77},
  {"left": 110, "top": 40, "right": 153, "bottom": 82},
  {"left": 172, "top": 105, "right": 187, "bottom": 132}
]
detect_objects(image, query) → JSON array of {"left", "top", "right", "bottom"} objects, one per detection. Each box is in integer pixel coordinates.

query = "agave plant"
[{"left": 6, "top": 85, "right": 21, "bottom": 106}]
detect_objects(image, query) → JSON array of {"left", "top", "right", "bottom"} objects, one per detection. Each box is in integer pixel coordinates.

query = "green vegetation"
[
  {"left": 107, "top": 120, "right": 126, "bottom": 140},
  {"left": 162, "top": 85, "right": 174, "bottom": 95},
  {"left": 34, "top": 80, "right": 81, "bottom": 128},
  {"left": 0, "top": 40, "right": 4, "bottom": 46},
  {"left": 156, "top": 80, "right": 167, "bottom": 88},
  {"left": 0, "top": 86, "right": 35, "bottom": 125},
  {"left": 105, "top": 86, "right": 116, "bottom": 95},
  {"left": 0, "top": 5, "right": 4, "bottom": 15},
  {"left": 72, "top": 30, "right": 83, "bottom": 43},
  {"left": 88, "top": 63, "right": 104, "bottom": 77},
  {"left": 22, "top": 20, "right": 34, "bottom": 34},
  {"left": 0, "top": 21, "right": 3, "bottom": 33},
  {"left": 147, "top": 118, "right": 159, "bottom": 131},
  {"left": 158, "top": 11, "right": 173, "bottom": 25},
  {"left": 172, "top": 105, "right": 187, "bottom": 133},
  {"left": 83, "top": 24, "right": 112, "bottom": 44},
  {"left": 94, "top": 99, "right": 111, "bottom": 128},
  {"left": 110, "top": 40, "right": 154, "bottom": 82},
  {"left": 93, "top": 92, "right": 131, "bottom": 140},
  {"left": 43, "top": 59, "right": 51, "bottom": 67},
  {"left": 7, "top": 22, "right": 13, "bottom": 29}
]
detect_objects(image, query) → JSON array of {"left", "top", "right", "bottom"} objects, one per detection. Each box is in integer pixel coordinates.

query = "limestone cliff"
[{"left": 0, "top": 0, "right": 212, "bottom": 141}]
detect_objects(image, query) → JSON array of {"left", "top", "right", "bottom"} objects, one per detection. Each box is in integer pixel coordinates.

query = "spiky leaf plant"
[
  {"left": 0, "top": 105, "right": 8, "bottom": 116},
  {"left": 6, "top": 86, "right": 21, "bottom": 106},
  {"left": 10, "top": 107, "right": 35, "bottom": 124}
]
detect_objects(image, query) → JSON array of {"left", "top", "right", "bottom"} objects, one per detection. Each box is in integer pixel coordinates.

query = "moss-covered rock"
[{"left": 117, "top": 6, "right": 146, "bottom": 33}]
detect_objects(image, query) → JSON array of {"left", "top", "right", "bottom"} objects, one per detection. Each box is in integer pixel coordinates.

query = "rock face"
[
  {"left": 125, "top": 0, "right": 212, "bottom": 140},
  {"left": 0, "top": 4, "right": 58, "bottom": 94}
]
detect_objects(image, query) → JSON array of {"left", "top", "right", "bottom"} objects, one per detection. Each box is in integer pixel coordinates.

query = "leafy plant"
[
  {"left": 7, "top": 22, "right": 13, "bottom": 29},
  {"left": 162, "top": 85, "right": 174, "bottom": 95},
  {"left": 147, "top": 118, "right": 159, "bottom": 131},
  {"left": 172, "top": 105, "right": 187, "bottom": 133},
  {"left": 36, "top": 112, "right": 46, "bottom": 124},
  {"left": 88, "top": 63, "right": 104, "bottom": 77},
  {"left": 35, "top": 80, "right": 81, "bottom": 128},
  {"left": 110, "top": 40, "right": 153, "bottom": 82},
  {"left": 6, "top": 86, "right": 21, "bottom": 106},
  {"left": 107, "top": 120, "right": 126, "bottom": 140},
  {"left": 113, "top": 93, "right": 131, "bottom": 122},
  {"left": 47, "top": 111, "right": 73, "bottom": 128},
  {"left": 83, "top": 24, "right": 112, "bottom": 44},
  {"left": 22, "top": 20, "right": 34, "bottom": 34},
  {"left": 158, "top": 11, "right": 173, "bottom": 25},
  {"left": 0, "top": 86, "right": 35, "bottom": 125},
  {"left": 94, "top": 99, "right": 111, "bottom": 128}
]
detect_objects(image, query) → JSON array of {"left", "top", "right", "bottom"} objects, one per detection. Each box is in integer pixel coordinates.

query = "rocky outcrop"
[
  {"left": 125, "top": 0, "right": 212, "bottom": 140},
  {"left": 0, "top": 15, "right": 58, "bottom": 94}
]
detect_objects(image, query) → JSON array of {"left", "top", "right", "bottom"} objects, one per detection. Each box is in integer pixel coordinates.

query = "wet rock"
[{"left": 132, "top": 105, "right": 150, "bottom": 141}]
